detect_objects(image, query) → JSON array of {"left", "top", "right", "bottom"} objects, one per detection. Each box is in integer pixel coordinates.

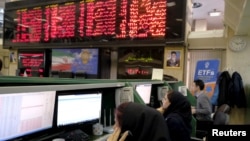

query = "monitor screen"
[
  {"left": 135, "top": 84, "right": 152, "bottom": 104},
  {"left": 51, "top": 48, "right": 99, "bottom": 75},
  {"left": 56, "top": 92, "right": 102, "bottom": 127},
  {"left": 18, "top": 50, "right": 45, "bottom": 77},
  {"left": 117, "top": 47, "right": 163, "bottom": 79},
  {"left": 0, "top": 91, "right": 56, "bottom": 140}
]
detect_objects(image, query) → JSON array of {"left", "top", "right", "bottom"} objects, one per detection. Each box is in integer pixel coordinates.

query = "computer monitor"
[
  {"left": 135, "top": 84, "right": 152, "bottom": 104},
  {"left": 56, "top": 92, "right": 102, "bottom": 127},
  {"left": 0, "top": 91, "right": 56, "bottom": 140}
]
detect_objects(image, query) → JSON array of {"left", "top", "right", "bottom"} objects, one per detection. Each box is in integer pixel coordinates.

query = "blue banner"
[
  {"left": 194, "top": 59, "right": 220, "bottom": 83},
  {"left": 194, "top": 59, "right": 220, "bottom": 97}
]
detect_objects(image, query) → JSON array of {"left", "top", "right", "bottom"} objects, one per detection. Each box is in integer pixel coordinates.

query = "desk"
[{"left": 92, "top": 133, "right": 111, "bottom": 141}]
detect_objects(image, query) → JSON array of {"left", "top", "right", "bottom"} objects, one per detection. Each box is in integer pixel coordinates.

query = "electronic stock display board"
[{"left": 4, "top": 0, "right": 186, "bottom": 48}]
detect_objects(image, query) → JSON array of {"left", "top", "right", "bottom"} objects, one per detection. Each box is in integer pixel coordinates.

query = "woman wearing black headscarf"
[
  {"left": 157, "top": 91, "right": 192, "bottom": 141},
  {"left": 108, "top": 102, "right": 171, "bottom": 141}
]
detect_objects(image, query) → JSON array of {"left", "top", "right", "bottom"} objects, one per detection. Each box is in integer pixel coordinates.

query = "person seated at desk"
[
  {"left": 191, "top": 79, "right": 213, "bottom": 137},
  {"left": 157, "top": 91, "right": 192, "bottom": 141},
  {"left": 107, "top": 102, "right": 171, "bottom": 141}
]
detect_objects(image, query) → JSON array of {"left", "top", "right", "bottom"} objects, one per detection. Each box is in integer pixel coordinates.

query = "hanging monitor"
[{"left": 51, "top": 48, "right": 99, "bottom": 78}]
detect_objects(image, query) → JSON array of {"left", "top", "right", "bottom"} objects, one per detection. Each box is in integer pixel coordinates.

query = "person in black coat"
[
  {"left": 111, "top": 102, "right": 171, "bottom": 141},
  {"left": 157, "top": 91, "right": 192, "bottom": 141}
]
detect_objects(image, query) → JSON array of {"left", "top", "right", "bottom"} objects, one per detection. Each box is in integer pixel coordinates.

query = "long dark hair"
[
  {"left": 115, "top": 102, "right": 130, "bottom": 128},
  {"left": 115, "top": 102, "right": 171, "bottom": 141}
]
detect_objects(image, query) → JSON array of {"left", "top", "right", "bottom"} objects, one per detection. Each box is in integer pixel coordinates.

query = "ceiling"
[
  {"left": 224, "top": 0, "right": 250, "bottom": 36},
  {"left": 192, "top": 0, "right": 225, "bottom": 30},
  {"left": 192, "top": 0, "right": 250, "bottom": 36}
]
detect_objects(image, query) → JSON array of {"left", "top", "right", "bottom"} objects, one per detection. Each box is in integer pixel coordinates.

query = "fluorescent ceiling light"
[
  {"left": 167, "top": 2, "right": 176, "bottom": 7},
  {"left": 209, "top": 11, "right": 221, "bottom": 17},
  {"left": 176, "top": 19, "right": 183, "bottom": 22},
  {"left": 0, "top": 9, "right": 4, "bottom": 13}
]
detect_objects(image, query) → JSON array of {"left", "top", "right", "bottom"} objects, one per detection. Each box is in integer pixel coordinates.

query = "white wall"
[{"left": 226, "top": 36, "right": 250, "bottom": 86}]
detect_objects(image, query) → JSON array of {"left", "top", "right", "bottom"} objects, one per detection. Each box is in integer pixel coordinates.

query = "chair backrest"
[
  {"left": 217, "top": 104, "right": 230, "bottom": 114},
  {"left": 213, "top": 104, "right": 230, "bottom": 125},
  {"left": 213, "top": 111, "right": 230, "bottom": 125}
]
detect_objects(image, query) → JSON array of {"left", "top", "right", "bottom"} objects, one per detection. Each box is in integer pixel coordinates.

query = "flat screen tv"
[
  {"left": 18, "top": 50, "right": 45, "bottom": 77},
  {"left": 117, "top": 47, "right": 163, "bottom": 79},
  {"left": 51, "top": 48, "right": 99, "bottom": 77}
]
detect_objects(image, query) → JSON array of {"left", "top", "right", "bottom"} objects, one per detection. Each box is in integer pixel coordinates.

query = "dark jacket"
[
  {"left": 217, "top": 71, "right": 231, "bottom": 107},
  {"left": 122, "top": 102, "right": 171, "bottom": 141},
  {"left": 230, "top": 72, "right": 247, "bottom": 108},
  {"left": 165, "top": 113, "right": 191, "bottom": 141},
  {"left": 163, "top": 91, "right": 192, "bottom": 141}
]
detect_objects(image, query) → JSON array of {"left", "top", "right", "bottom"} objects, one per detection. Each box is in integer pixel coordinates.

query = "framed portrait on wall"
[{"left": 164, "top": 47, "right": 184, "bottom": 69}]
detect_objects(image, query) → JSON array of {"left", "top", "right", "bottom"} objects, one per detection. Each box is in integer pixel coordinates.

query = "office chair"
[
  {"left": 191, "top": 104, "right": 230, "bottom": 141},
  {"left": 213, "top": 104, "right": 230, "bottom": 125},
  {"left": 190, "top": 116, "right": 203, "bottom": 141},
  {"left": 216, "top": 104, "right": 230, "bottom": 114},
  {"left": 213, "top": 111, "right": 230, "bottom": 125}
]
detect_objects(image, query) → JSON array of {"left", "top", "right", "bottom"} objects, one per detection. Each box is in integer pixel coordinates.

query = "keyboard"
[{"left": 59, "top": 129, "right": 90, "bottom": 141}]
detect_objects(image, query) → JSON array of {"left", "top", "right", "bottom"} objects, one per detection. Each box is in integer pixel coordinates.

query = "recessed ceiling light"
[
  {"left": 167, "top": 2, "right": 176, "bottom": 7},
  {"left": 176, "top": 19, "right": 183, "bottom": 22},
  {"left": 193, "top": 2, "right": 202, "bottom": 8},
  {"left": 0, "top": 9, "right": 4, "bottom": 13},
  {"left": 209, "top": 9, "right": 221, "bottom": 16}
]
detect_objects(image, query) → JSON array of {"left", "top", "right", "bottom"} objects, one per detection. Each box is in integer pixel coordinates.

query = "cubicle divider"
[
  {"left": 0, "top": 76, "right": 198, "bottom": 140},
  {"left": 100, "top": 80, "right": 164, "bottom": 130},
  {"left": 168, "top": 81, "right": 196, "bottom": 106}
]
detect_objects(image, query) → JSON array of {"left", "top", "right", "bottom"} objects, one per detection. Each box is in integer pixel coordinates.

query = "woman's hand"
[
  {"left": 107, "top": 127, "right": 129, "bottom": 141},
  {"left": 156, "top": 107, "right": 165, "bottom": 114}
]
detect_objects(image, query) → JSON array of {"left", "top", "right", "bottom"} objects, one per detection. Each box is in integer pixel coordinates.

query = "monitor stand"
[
  {"left": 103, "top": 109, "right": 114, "bottom": 133},
  {"left": 103, "top": 126, "right": 114, "bottom": 133}
]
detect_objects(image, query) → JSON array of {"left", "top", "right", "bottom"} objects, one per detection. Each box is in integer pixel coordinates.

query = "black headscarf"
[
  {"left": 163, "top": 91, "right": 192, "bottom": 124},
  {"left": 163, "top": 91, "right": 192, "bottom": 141},
  {"left": 121, "top": 102, "right": 171, "bottom": 141}
]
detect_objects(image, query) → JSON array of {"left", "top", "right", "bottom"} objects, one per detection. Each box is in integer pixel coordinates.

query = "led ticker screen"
[
  {"left": 18, "top": 51, "right": 45, "bottom": 77},
  {"left": 117, "top": 47, "right": 163, "bottom": 79},
  {"left": 4, "top": 0, "right": 186, "bottom": 48},
  {"left": 19, "top": 53, "right": 44, "bottom": 68}
]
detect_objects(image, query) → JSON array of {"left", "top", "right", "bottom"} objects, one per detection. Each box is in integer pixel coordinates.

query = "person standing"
[
  {"left": 191, "top": 79, "right": 212, "bottom": 121},
  {"left": 191, "top": 79, "right": 213, "bottom": 138}
]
